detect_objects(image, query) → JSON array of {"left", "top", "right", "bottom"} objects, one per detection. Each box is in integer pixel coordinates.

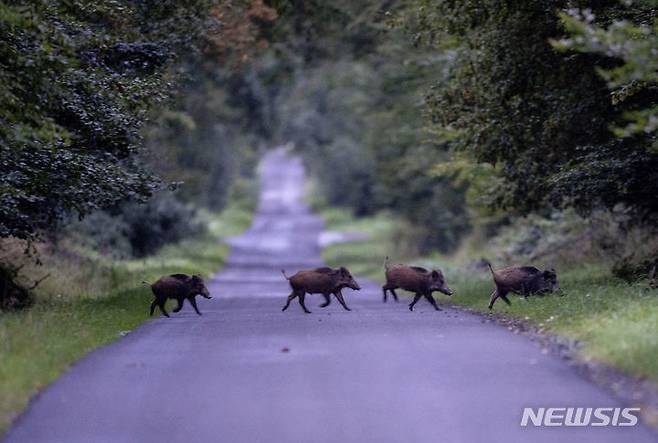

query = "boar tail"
[
  {"left": 485, "top": 260, "right": 495, "bottom": 276},
  {"left": 383, "top": 256, "right": 390, "bottom": 270},
  {"left": 281, "top": 269, "right": 290, "bottom": 280}
]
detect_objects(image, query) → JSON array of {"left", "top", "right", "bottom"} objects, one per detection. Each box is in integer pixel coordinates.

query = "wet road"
[{"left": 4, "top": 149, "right": 655, "bottom": 443}]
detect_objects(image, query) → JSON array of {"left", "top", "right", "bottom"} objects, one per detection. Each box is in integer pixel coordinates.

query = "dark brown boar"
[
  {"left": 147, "top": 274, "right": 211, "bottom": 317},
  {"left": 281, "top": 267, "right": 361, "bottom": 313},
  {"left": 382, "top": 257, "right": 453, "bottom": 311},
  {"left": 487, "top": 263, "right": 558, "bottom": 310}
]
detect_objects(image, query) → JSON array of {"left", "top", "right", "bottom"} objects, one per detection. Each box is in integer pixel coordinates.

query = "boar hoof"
[{"left": 408, "top": 305, "right": 414, "bottom": 312}]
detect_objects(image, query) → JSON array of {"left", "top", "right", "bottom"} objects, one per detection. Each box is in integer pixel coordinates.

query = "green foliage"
[
  {"left": 416, "top": 0, "right": 658, "bottom": 220},
  {"left": 0, "top": 0, "right": 216, "bottom": 241},
  {"left": 267, "top": 1, "right": 471, "bottom": 251},
  {"left": 612, "top": 252, "right": 658, "bottom": 284},
  {"left": 553, "top": 2, "right": 658, "bottom": 150},
  {"left": 263, "top": 0, "right": 657, "bottom": 257},
  {"left": 144, "top": 71, "right": 264, "bottom": 210},
  {"left": 63, "top": 193, "right": 204, "bottom": 259}
]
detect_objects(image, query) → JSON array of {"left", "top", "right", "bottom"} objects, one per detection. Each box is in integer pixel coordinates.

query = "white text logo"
[{"left": 520, "top": 407, "right": 640, "bottom": 427}]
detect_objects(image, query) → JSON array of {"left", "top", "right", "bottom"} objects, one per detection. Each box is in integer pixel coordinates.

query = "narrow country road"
[{"left": 4, "top": 149, "right": 655, "bottom": 443}]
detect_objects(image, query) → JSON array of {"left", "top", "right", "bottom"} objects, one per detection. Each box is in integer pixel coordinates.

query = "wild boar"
[
  {"left": 382, "top": 257, "right": 454, "bottom": 311},
  {"left": 487, "top": 263, "right": 558, "bottom": 309},
  {"left": 146, "top": 274, "right": 211, "bottom": 317},
  {"left": 281, "top": 267, "right": 361, "bottom": 313}
]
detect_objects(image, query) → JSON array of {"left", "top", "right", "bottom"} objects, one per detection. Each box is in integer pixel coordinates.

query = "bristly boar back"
[
  {"left": 281, "top": 267, "right": 360, "bottom": 314},
  {"left": 147, "top": 274, "right": 211, "bottom": 317},
  {"left": 382, "top": 257, "right": 453, "bottom": 311},
  {"left": 486, "top": 263, "right": 558, "bottom": 310}
]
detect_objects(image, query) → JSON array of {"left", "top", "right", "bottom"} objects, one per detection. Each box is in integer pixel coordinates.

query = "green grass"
[
  {"left": 320, "top": 208, "right": 658, "bottom": 383},
  {"left": 320, "top": 207, "right": 399, "bottom": 280},
  {"left": 0, "top": 202, "right": 252, "bottom": 434}
]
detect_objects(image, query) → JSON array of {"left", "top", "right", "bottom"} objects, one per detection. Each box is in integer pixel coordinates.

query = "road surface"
[{"left": 4, "top": 149, "right": 655, "bottom": 443}]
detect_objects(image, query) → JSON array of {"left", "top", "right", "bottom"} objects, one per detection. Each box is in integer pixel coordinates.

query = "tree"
[
  {"left": 414, "top": 0, "right": 658, "bottom": 220},
  {"left": 552, "top": 0, "right": 658, "bottom": 151},
  {"left": 0, "top": 0, "right": 217, "bottom": 242}
]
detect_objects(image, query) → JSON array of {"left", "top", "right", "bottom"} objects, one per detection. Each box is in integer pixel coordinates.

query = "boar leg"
[
  {"left": 488, "top": 290, "right": 499, "bottom": 310},
  {"left": 281, "top": 292, "right": 298, "bottom": 311},
  {"left": 500, "top": 293, "right": 511, "bottom": 306},
  {"left": 390, "top": 289, "right": 399, "bottom": 302},
  {"left": 409, "top": 293, "right": 422, "bottom": 311},
  {"left": 382, "top": 285, "right": 399, "bottom": 303},
  {"left": 320, "top": 293, "right": 331, "bottom": 307},
  {"left": 298, "top": 293, "right": 312, "bottom": 314},
  {"left": 188, "top": 296, "right": 202, "bottom": 315},
  {"left": 157, "top": 299, "right": 170, "bottom": 318},
  {"left": 149, "top": 300, "right": 157, "bottom": 316},
  {"left": 172, "top": 298, "right": 185, "bottom": 313},
  {"left": 423, "top": 292, "right": 441, "bottom": 311},
  {"left": 334, "top": 290, "right": 351, "bottom": 311}
]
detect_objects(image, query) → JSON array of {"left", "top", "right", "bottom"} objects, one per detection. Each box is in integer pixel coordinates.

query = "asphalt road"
[{"left": 4, "top": 149, "right": 656, "bottom": 443}]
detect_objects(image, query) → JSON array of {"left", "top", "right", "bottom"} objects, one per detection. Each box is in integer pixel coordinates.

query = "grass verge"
[
  {"left": 0, "top": 201, "right": 252, "bottom": 434},
  {"left": 320, "top": 207, "right": 658, "bottom": 383}
]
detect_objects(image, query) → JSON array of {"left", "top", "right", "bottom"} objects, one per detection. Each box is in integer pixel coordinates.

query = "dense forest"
[{"left": 1, "top": 0, "right": 657, "bottom": 308}]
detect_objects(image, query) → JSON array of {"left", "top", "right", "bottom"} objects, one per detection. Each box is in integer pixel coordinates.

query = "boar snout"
[
  {"left": 338, "top": 267, "right": 361, "bottom": 291},
  {"left": 191, "top": 275, "right": 211, "bottom": 299},
  {"left": 429, "top": 270, "right": 453, "bottom": 296},
  {"left": 541, "top": 268, "right": 559, "bottom": 293}
]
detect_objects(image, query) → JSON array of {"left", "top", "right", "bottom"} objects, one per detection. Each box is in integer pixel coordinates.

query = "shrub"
[{"left": 63, "top": 193, "right": 204, "bottom": 259}]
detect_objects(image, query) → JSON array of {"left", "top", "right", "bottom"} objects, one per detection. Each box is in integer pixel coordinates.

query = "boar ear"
[
  {"left": 431, "top": 270, "right": 440, "bottom": 279},
  {"left": 339, "top": 266, "right": 348, "bottom": 276}
]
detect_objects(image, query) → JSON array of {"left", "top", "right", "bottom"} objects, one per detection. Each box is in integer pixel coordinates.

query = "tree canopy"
[
  {"left": 1, "top": 0, "right": 656, "bottom": 258},
  {"left": 0, "top": 0, "right": 217, "bottom": 241}
]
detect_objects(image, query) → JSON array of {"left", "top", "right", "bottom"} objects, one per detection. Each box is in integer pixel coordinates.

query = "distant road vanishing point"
[{"left": 4, "top": 148, "right": 655, "bottom": 443}]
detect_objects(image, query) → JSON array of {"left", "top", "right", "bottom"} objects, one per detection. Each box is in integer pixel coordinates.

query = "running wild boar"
[
  {"left": 382, "top": 257, "right": 454, "bottom": 311},
  {"left": 487, "top": 263, "right": 558, "bottom": 309},
  {"left": 146, "top": 274, "right": 211, "bottom": 317},
  {"left": 281, "top": 267, "right": 361, "bottom": 313}
]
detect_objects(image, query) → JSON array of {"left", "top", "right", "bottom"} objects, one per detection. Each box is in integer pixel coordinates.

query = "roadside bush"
[
  {"left": 0, "top": 266, "right": 32, "bottom": 311},
  {"left": 613, "top": 254, "right": 658, "bottom": 285},
  {"left": 486, "top": 210, "right": 591, "bottom": 266},
  {"left": 474, "top": 208, "right": 658, "bottom": 273},
  {"left": 63, "top": 193, "right": 204, "bottom": 259},
  {"left": 122, "top": 194, "right": 204, "bottom": 257},
  {"left": 62, "top": 211, "right": 134, "bottom": 260}
]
